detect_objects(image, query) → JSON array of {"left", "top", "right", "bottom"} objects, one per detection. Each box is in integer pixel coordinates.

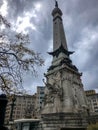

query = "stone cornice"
[{"left": 48, "top": 44, "right": 74, "bottom": 57}]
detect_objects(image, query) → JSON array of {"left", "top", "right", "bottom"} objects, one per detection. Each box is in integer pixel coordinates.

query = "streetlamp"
[
  {"left": 9, "top": 94, "right": 16, "bottom": 121},
  {"left": 9, "top": 94, "right": 16, "bottom": 130}
]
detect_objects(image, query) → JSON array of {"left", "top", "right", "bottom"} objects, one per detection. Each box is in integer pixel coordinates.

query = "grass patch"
[{"left": 87, "top": 123, "right": 98, "bottom": 130}]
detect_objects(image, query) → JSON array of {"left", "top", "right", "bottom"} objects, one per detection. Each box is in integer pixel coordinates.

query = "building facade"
[
  {"left": 85, "top": 90, "right": 98, "bottom": 114},
  {"left": 5, "top": 94, "right": 37, "bottom": 125},
  {"left": 36, "top": 86, "right": 45, "bottom": 117},
  {"left": 85, "top": 90, "right": 96, "bottom": 96}
]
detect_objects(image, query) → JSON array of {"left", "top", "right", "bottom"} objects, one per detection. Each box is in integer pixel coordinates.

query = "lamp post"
[
  {"left": 9, "top": 94, "right": 16, "bottom": 121},
  {"left": 9, "top": 94, "right": 16, "bottom": 130}
]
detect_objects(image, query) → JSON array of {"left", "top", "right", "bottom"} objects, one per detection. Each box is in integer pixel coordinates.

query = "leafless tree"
[{"left": 0, "top": 15, "right": 44, "bottom": 94}]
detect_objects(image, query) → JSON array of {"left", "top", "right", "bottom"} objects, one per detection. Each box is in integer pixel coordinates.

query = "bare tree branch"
[{"left": 0, "top": 15, "right": 44, "bottom": 94}]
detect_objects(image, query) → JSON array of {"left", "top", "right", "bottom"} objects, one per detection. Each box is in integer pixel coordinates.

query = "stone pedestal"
[
  {"left": 41, "top": 113, "right": 87, "bottom": 130},
  {"left": 41, "top": 64, "right": 88, "bottom": 129}
]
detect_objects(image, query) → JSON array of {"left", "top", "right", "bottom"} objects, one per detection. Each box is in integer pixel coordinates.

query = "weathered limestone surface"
[
  {"left": 42, "top": 65, "right": 88, "bottom": 114},
  {"left": 41, "top": 113, "right": 87, "bottom": 130},
  {"left": 41, "top": 63, "right": 88, "bottom": 130},
  {"left": 41, "top": 1, "right": 88, "bottom": 130}
]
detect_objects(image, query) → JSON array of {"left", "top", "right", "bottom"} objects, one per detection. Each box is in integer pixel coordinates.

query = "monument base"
[{"left": 41, "top": 113, "right": 88, "bottom": 130}]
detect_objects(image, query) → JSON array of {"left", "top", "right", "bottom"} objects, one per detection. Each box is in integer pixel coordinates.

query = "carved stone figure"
[{"left": 43, "top": 74, "right": 63, "bottom": 105}]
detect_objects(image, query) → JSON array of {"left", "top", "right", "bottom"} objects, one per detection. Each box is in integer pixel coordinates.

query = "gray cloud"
[
  {"left": 59, "top": 0, "right": 98, "bottom": 90},
  {"left": 0, "top": 0, "right": 3, "bottom": 6},
  {"left": 1, "top": 0, "right": 98, "bottom": 93}
]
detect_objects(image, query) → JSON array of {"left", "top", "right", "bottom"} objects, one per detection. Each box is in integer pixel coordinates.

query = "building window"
[
  {"left": 40, "top": 92, "right": 44, "bottom": 94},
  {"left": 93, "top": 100, "right": 96, "bottom": 102},
  {"left": 40, "top": 97, "right": 43, "bottom": 99},
  {"left": 94, "top": 106, "right": 98, "bottom": 109},
  {"left": 93, "top": 103, "right": 97, "bottom": 106}
]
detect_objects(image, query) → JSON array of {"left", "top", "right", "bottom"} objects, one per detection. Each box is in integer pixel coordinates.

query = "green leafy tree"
[{"left": 0, "top": 15, "right": 44, "bottom": 94}]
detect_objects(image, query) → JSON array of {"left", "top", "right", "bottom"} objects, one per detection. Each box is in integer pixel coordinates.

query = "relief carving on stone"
[
  {"left": 61, "top": 72, "right": 73, "bottom": 83},
  {"left": 68, "top": 74, "right": 82, "bottom": 86},
  {"left": 43, "top": 71, "right": 63, "bottom": 104}
]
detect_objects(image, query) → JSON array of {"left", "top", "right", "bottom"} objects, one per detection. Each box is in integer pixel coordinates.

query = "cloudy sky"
[{"left": 0, "top": 0, "right": 98, "bottom": 93}]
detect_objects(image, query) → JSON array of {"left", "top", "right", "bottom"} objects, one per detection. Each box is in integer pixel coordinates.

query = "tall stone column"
[{"left": 41, "top": 1, "right": 88, "bottom": 130}]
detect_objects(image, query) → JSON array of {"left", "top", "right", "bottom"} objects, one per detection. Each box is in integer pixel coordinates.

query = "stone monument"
[{"left": 41, "top": 1, "right": 88, "bottom": 130}]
